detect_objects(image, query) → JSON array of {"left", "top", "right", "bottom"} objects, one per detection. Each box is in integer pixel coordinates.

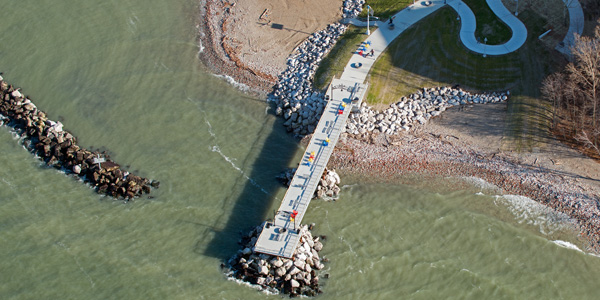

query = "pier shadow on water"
[{"left": 200, "top": 102, "right": 300, "bottom": 261}]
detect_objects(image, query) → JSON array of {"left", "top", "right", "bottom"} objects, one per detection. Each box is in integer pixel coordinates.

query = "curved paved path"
[
  {"left": 448, "top": 0, "right": 527, "bottom": 55},
  {"left": 555, "top": 0, "right": 585, "bottom": 56}
]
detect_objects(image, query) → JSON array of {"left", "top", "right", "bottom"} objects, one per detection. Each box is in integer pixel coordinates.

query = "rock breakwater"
[
  {"left": 0, "top": 76, "right": 158, "bottom": 200},
  {"left": 270, "top": 0, "right": 364, "bottom": 137},
  {"left": 226, "top": 223, "right": 327, "bottom": 297},
  {"left": 278, "top": 167, "right": 342, "bottom": 200},
  {"left": 346, "top": 86, "right": 510, "bottom": 136}
]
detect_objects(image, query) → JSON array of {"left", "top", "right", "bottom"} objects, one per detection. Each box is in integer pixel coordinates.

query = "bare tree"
[
  {"left": 541, "top": 72, "right": 565, "bottom": 128},
  {"left": 567, "top": 26, "right": 600, "bottom": 143},
  {"left": 576, "top": 129, "right": 600, "bottom": 156}
]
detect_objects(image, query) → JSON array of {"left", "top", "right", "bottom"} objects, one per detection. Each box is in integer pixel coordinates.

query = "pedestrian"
[
  {"left": 388, "top": 16, "right": 395, "bottom": 25},
  {"left": 369, "top": 49, "right": 374, "bottom": 57}
]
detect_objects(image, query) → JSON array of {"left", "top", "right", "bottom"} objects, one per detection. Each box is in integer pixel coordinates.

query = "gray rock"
[{"left": 290, "top": 279, "right": 300, "bottom": 288}]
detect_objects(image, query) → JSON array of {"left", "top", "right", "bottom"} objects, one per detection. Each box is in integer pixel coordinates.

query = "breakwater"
[
  {"left": 0, "top": 75, "right": 158, "bottom": 200},
  {"left": 225, "top": 223, "right": 327, "bottom": 297},
  {"left": 346, "top": 86, "right": 509, "bottom": 136}
]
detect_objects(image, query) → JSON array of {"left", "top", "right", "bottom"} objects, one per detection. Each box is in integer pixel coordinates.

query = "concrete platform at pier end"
[{"left": 254, "top": 79, "right": 367, "bottom": 258}]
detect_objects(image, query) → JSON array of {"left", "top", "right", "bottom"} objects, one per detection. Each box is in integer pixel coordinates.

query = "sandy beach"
[
  {"left": 199, "top": 1, "right": 600, "bottom": 253},
  {"left": 198, "top": 0, "right": 343, "bottom": 96}
]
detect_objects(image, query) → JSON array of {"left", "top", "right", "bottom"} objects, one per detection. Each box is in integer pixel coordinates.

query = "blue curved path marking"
[
  {"left": 555, "top": 0, "right": 584, "bottom": 56},
  {"left": 448, "top": 0, "right": 527, "bottom": 55}
]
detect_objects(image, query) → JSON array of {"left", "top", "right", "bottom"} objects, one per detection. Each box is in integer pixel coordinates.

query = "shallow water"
[{"left": 1, "top": 1, "right": 600, "bottom": 299}]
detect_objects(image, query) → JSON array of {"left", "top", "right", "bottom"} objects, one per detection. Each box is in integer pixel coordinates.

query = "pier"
[{"left": 254, "top": 78, "right": 367, "bottom": 258}]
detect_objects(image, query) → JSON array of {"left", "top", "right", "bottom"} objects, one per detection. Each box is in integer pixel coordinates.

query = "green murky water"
[{"left": 1, "top": 1, "right": 599, "bottom": 299}]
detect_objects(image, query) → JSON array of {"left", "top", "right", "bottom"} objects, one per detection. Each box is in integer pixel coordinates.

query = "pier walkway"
[{"left": 254, "top": 79, "right": 367, "bottom": 258}]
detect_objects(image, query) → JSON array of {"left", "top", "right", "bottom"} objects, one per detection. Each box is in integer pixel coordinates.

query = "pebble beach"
[{"left": 329, "top": 131, "right": 600, "bottom": 253}]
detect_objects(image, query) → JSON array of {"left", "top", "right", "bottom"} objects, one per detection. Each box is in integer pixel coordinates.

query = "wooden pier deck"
[{"left": 254, "top": 78, "right": 366, "bottom": 258}]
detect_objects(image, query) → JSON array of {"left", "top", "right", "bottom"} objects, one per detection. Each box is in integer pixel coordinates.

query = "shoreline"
[
  {"left": 197, "top": 1, "right": 600, "bottom": 254},
  {"left": 197, "top": 0, "right": 276, "bottom": 98},
  {"left": 327, "top": 126, "right": 600, "bottom": 253}
]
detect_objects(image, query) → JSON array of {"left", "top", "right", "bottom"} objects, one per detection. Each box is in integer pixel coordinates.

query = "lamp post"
[
  {"left": 366, "top": 5, "right": 374, "bottom": 35},
  {"left": 483, "top": 37, "right": 487, "bottom": 57},
  {"left": 515, "top": 0, "right": 519, "bottom": 16}
]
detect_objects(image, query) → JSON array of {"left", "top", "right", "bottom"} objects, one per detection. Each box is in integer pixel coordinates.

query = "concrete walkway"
[
  {"left": 340, "top": 1, "right": 446, "bottom": 82},
  {"left": 448, "top": 0, "right": 527, "bottom": 55},
  {"left": 555, "top": 0, "right": 584, "bottom": 56}
]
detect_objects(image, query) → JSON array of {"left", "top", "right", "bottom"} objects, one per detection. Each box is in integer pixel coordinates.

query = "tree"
[
  {"left": 566, "top": 27, "right": 600, "bottom": 132},
  {"left": 542, "top": 21, "right": 600, "bottom": 155}
]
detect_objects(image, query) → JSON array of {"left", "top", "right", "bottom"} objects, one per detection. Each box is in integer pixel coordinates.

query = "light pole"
[
  {"left": 483, "top": 37, "right": 487, "bottom": 57},
  {"left": 515, "top": 0, "right": 518, "bottom": 16},
  {"left": 366, "top": 5, "right": 374, "bottom": 35}
]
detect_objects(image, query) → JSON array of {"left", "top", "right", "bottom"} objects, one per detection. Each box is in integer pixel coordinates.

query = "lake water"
[{"left": 1, "top": 1, "right": 599, "bottom": 299}]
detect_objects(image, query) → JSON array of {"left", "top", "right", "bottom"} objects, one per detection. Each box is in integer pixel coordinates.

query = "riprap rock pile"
[
  {"left": 226, "top": 223, "right": 327, "bottom": 297},
  {"left": 0, "top": 76, "right": 158, "bottom": 200},
  {"left": 278, "top": 167, "right": 342, "bottom": 200},
  {"left": 270, "top": 23, "right": 347, "bottom": 136},
  {"left": 277, "top": 168, "right": 341, "bottom": 200},
  {"left": 346, "top": 86, "right": 509, "bottom": 136},
  {"left": 269, "top": 1, "right": 365, "bottom": 137},
  {"left": 342, "top": 0, "right": 365, "bottom": 19}
]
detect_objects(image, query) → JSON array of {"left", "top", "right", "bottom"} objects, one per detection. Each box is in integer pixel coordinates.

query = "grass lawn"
[
  {"left": 462, "top": 0, "right": 512, "bottom": 44},
  {"left": 367, "top": 6, "right": 561, "bottom": 151},
  {"left": 358, "top": 0, "right": 412, "bottom": 20},
  {"left": 313, "top": 25, "right": 367, "bottom": 90}
]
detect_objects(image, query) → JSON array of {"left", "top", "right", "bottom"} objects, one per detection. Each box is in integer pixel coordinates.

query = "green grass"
[
  {"left": 462, "top": 0, "right": 512, "bottom": 44},
  {"left": 366, "top": 7, "right": 560, "bottom": 151},
  {"left": 313, "top": 25, "right": 368, "bottom": 90},
  {"left": 358, "top": 0, "right": 412, "bottom": 20}
]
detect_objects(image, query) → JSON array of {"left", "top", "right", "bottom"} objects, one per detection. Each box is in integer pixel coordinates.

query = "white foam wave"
[
  {"left": 341, "top": 184, "right": 357, "bottom": 190},
  {"left": 210, "top": 145, "right": 268, "bottom": 195},
  {"left": 1, "top": 178, "right": 15, "bottom": 190},
  {"left": 197, "top": 39, "right": 204, "bottom": 54},
  {"left": 213, "top": 74, "right": 249, "bottom": 92},
  {"left": 552, "top": 240, "right": 583, "bottom": 252},
  {"left": 495, "top": 194, "right": 574, "bottom": 235},
  {"left": 226, "top": 274, "right": 279, "bottom": 295},
  {"left": 204, "top": 117, "right": 216, "bottom": 138},
  {"left": 461, "top": 176, "right": 500, "bottom": 191},
  {"left": 185, "top": 98, "right": 216, "bottom": 138},
  {"left": 55, "top": 242, "right": 96, "bottom": 288}
]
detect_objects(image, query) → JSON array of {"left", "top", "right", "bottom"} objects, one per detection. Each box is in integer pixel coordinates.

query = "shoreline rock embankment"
[
  {"left": 0, "top": 76, "right": 158, "bottom": 200},
  {"left": 269, "top": 0, "right": 364, "bottom": 137},
  {"left": 225, "top": 223, "right": 327, "bottom": 297},
  {"left": 346, "top": 86, "right": 509, "bottom": 136},
  {"left": 278, "top": 167, "right": 342, "bottom": 200}
]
